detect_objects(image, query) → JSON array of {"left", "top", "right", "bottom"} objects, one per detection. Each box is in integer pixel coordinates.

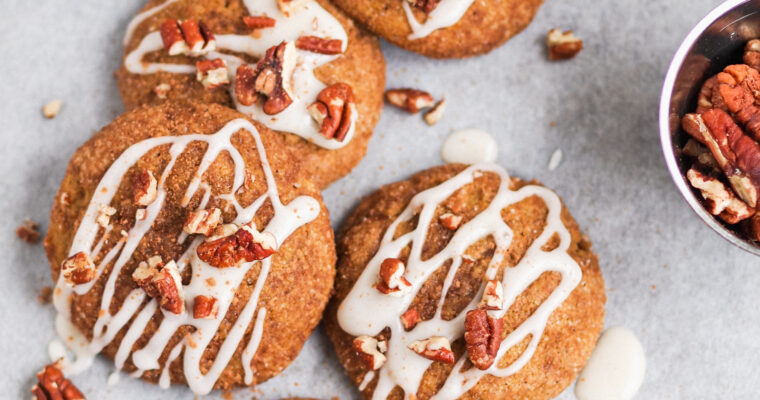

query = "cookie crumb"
[
  {"left": 38, "top": 286, "right": 53, "bottom": 305},
  {"left": 16, "top": 219, "right": 40, "bottom": 244},
  {"left": 43, "top": 99, "right": 63, "bottom": 119}
]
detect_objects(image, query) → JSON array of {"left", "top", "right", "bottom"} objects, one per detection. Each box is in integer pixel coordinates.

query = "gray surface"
[{"left": 1, "top": 0, "right": 757, "bottom": 399}]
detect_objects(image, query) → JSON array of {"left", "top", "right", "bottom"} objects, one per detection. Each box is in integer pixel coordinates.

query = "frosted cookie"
[
  {"left": 325, "top": 163, "right": 605, "bottom": 399},
  {"left": 116, "top": 0, "right": 386, "bottom": 188},
  {"left": 43, "top": 102, "right": 336, "bottom": 394},
  {"left": 330, "top": 0, "right": 543, "bottom": 58}
]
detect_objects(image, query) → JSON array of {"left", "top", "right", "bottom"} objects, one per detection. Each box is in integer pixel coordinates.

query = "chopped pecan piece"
[
  {"left": 385, "top": 89, "right": 435, "bottom": 113},
  {"left": 43, "top": 100, "right": 63, "bottom": 119},
  {"left": 242, "top": 16, "right": 276, "bottom": 30},
  {"left": 479, "top": 280, "right": 504, "bottom": 311},
  {"left": 132, "top": 259, "right": 184, "bottom": 314},
  {"left": 308, "top": 83, "right": 355, "bottom": 141},
  {"left": 160, "top": 19, "right": 215, "bottom": 56},
  {"left": 439, "top": 212, "right": 462, "bottom": 230},
  {"left": 464, "top": 309, "right": 503, "bottom": 370},
  {"left": 276, "top": 0, "right": 309, "bottom": 16},
  {"left": 193, "top": 295, "right": 219, "bottom": 319},
  {"left": 32, "top": 362, "right": 86, "bottom": 400},
  {"left": 133, "top": 170, "right": 157, "bottom": 206},
  {"left": 154, "top": 83, "right": 171, "bottom": 99},
  {"left": 235, "top": 41, "right": 295, "bottom": 114},
  {"left": 407, "top": 0, "right": 442, "bottom": 13},
  {"left": 408, "top": 336, "right": 455, "bottom": 364},
  {"left": 61, "top": 252, "right": 96, "bottom": 287},
  {"left": 547, "top": 29, "right": 583, "bottom": 60},
  {"left": 352, "top": 335, "right": 387, "bottom": 370},
  {"left": 376, "top": 258, "right": 412, "bottom": 296},
  {"left": 696, "top": 76, "right": 728, "bottom": 113},
  {"left": 295, "top": 36, "right": 343, "bottom": 55},
  {"left": 16, "top": 219, "right": 40, "bottom": 244},
  {"left": 687, "top": 168, "right": 754, "bottom": 224},
  {"left": 716, "top": 64, "right": 760, "bottom": 140},
  {"left": 196, "top": 58, "right": 229, "bottom": 90},
  {"left": 424, "top": 99, "right": 446, "bottom": 126},
  {"left": 744, "top": 39, "right": 760, "bottom": 71},
  {"left": 197, "top": 223, "right": 277, "bottom": 268},
  {"left": 184, "top": 207, "right": 223, "bottom": 236},
  {"left": 96, "top": 205, "right": 116, "bottom": 228},
  {"left": 400, "top": 308, "right": 420, "bottom": 330}
]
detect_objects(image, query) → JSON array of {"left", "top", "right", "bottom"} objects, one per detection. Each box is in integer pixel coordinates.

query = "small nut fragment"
[
  {"left": 407, "top": 0, "right": 442, "bottom": 13},
  {"left": 43, "top": 100, "right": 63, "bottom": 119},
  {"left": 464, "top": 309, "right": 503, "bottom": 370},
  {"left": 235, "top": 41, "right": 296, "bottom": 115},
  {"left": 547, "top": 29, "right": 583, "bottom": 61},
  {"left": 32, "top": 362, "right": 86, "bottom": 400},
  {"left": 352, "top": 335, "right": 387, "bottom": 370},
  {"left": 133, "top": 170, "right": 158, "bottom": 206},
  {"left": 385, "top": 89, "right": 435, "bottom": 113},
  {"left": 160, "top": 19, "right": 215, "bottom": 56},
  {"left": 243, "top": 15, "right": 276, "bottom": 30},
  {"left": 135, "top": 209, "right": 147, "bottom": 221},
  {"left": 744, "top": 39, "right": 760, "bottom": 71},
  {"left": 408, "top": 336, "right": 455, "bottom": 364},
  {"left": 424, "top": 99, "right": 446, "bottom": 126},
  {"left": 196, "top": 58, "right": 229, "bottom": 90},
  {"left": 61, "top": 252, "right": 96, "bottom": 287},
  {"left": 16, "top": 219, "right": 40, "bottom": 244},
  {"left": 193, "top": 295, "right": 219, "bottom": 319},
  {"left": 183, "top": 207, "right": 223, "bottom": 236},
  {"left": 154, "top": 83, "right": 171, "bottom": 99},
  {"left": 376, "top": 258, "right": 412, "bottom": 296},
  {"left": 479, "top": 280, "right": 504, "bottom": 311},
  {"left": 197, "top": 223, "right": 277, "bottom": 268},
  {"left": 295, "top": 35, "right": 343, "bottom": 55},
  {"left": 439, "top": 212, "right": 462, "bottom": 230},
  {"left": 132, "top": 259, "right": 184, "bottom": 314},
  {"left": 400, "top": 308, "right": 420, "bottom": 330},
  {"left": 308, "top": 83, "right": 355, "bottom": 141},
  {"left": 276, "top": 0, "right": 309, "bottom": 16},
  {"left": 687, "top": 168, "right": 754, "bottom": 224}
]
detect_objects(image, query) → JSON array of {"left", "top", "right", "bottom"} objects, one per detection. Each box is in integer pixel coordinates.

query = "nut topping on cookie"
[
  {"left": 96, "top": 205, "right": 116, "bottom": 228},
  {"left": 353, "top": 335, "right": 387, "bottom": 370},
  {"left": 197, "top": 223, "right": 276, "bottom": 268},
  {"left": 160, "top": 19, "right": 215, "bottom": 56},
  {"left": 439, "top": 212, "right": 463, "bottom": 230},
  {"left": 400, "top": 308, "right": 420, "bottom": 330},
  {"left": 547, "top": 29, "right": 583, "bottom": 61},
  {"left": 480, "top": 280, "right": 504, "bottom": 311},
  {"left": 235, "top": 41, "right": 295, "bottom": 115},
  {"left": 385, "top": 89, "right": 435, "bottom": 113},
  {"left": 133, "top": 170, "right": 158, "bottom": 206},
  {"left": 61, "top": 252, "right": 96, "bottom": 287},
  {"left": 133, "top": 259, "right": 185, "bottom": 314},
  {"left": 408, "top": 336, "right": 455, "bottom": 364},
  {"left": 687, "top": 168, "right": 754, "bottom": 224},
  {"left": 296, "top": 36, "right": 343, "bottom": 55},
  {"left": 376, "top": 258, "right": 412, "bottom": 296},
  {"left": 32, "top": 362, "right": 86, "bottom": 400},
  {"left": 308, "top": 83, "right": 355, "bottom": 141},
  {"left": 154, "top": 83, "right": 171, "bottom": 99},
  {"left": 184, "top": 208, "right": 223, "bottom": 236},
  {"left": 242, "top": 16, "right": 276, "bottom": 30},
  {"left": 407, "top": 0, "right": 442, "bottom": 13},
  {"left": 196, "top": 58, "right": 229, "bottom": 90},
  {"left": 464, "top": 309, "right": 503, "bottom": 370},
  {"left": 276, "top": 0, "right": 309, "bottom": 16},
  {"left": 193, "top": 295, "right": 219, "bottom": 319}
]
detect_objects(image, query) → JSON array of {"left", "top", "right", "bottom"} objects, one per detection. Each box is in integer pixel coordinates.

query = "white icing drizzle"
[
  {"left": 337, "top": 164, "right": 582, "bottom": 399},
  {"left": 402, "top": 0, "right": 475, "bottom": 40},
  {"left": 123, "top": 0, "right": 355, "bottom": 150},
  {"left": 574, "top": 327, "right": 646, "bottom": 400},
  {"left": 440, "top": 129, "right": 498, "bottom": 165},
  {"left": 52, "top": 118, "right": 320, "bottom": 395},
  {"left": 123, "top": 0, "right": 179, "bottom": 45}
]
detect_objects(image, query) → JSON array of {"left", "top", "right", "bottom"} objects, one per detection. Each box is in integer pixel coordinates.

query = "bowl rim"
[{"left": 659, "top": 0, "right": 760, "bottom": 256}]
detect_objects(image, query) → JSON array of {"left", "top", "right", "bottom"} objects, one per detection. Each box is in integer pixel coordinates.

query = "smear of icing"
[
  {"left": 575, "top": 327, "right": 646, "bottom": 400},
  {"left": 402, "top": 0, "right": 475, "bottom": 39},
  {"left": 52, "top": 118, "right": 320, "bottom": 395},
  {"left": 440, "top": 129, "right": 498, "bottom": 164},
  {"left": 337, "top": 163, "right": 582, "bottom": 399},
  {"left": 123, "top": 0, "right": 355, "bottom": 150}
]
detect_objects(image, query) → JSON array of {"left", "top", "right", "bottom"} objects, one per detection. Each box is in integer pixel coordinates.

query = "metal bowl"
[{"left": 660, "top": 0, "right": 760, "bottom": 256}]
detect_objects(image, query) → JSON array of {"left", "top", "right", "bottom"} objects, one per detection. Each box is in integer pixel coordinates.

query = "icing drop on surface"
[
  {"left": 574, "top": 327, "right": 646, "bottom": 400},
  {"left": 440, "top": 129, "right": 498, "bottom": 164},
  {"left": 123, "top": 0, "right": 355, "bottom": 150},
  {"left": 52, "top": 118, "right": 320, "bottom": 395},
  {"left": 402, "top": 0, "right": 475, "bottom": 39},
  {"left": 337, "top": 163, "right": 582, "bottom": 400}
]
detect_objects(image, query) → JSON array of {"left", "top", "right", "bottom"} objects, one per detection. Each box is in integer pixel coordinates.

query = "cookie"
[
  {"left": 325, "top": 163, "right": 605, "bottom": 399},
  {"left": 44, "top": 101, "right": 336, "bottom": 394},
  {"left": 329, "top": 0, "right": 544, "bottom": 58},
  {"left": 116, "top": 0, "right": 386, "bottom": 188}
]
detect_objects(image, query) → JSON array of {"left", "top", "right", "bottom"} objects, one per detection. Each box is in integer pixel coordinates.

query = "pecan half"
[
  {"left": 376, "top": 258, "right": 412, "bottom": 296},
  {"left": 197, "top": 223, "right": 277, "bottom": 268},
  {"left": 479, "top": 280, "right": 504, "bottom": 311},
  {"left": 408, "top": 336, "right": 455, "bottom": 364},
  {"left": 308, "top": 83, "right": 355, "bottom": 141},
  {"left": 193, "top": 295, "right": 219, "bottom": 319},
  {"left": 296, "top": 36, "right": 343, "bottom": 55},
  {"left": 439, "top": 212, "right": 462, "bottom": 230},
  {"left": 385, "top": 89, "right": 435, "bottom": 113},
  {"left": 32, "top": 362, "right": 85, "bottom": 400},
  {"left": 352, "top": 335, "right": 387, "bottom": 370},
  {"left": 696, "top": 76, "right": 728, "bottom": 114},
  {"left": 16, "top": 219, "right": 40, "bottom": 244},
  {"left": 400, "top": 308, "right": 420, "bottom": 330},
  {"left": 243, "top": 16, "right": 276, "bottom": 30},
  {"left": 407, "top": 0, "right": 442, "bottom": 13},
  {"left": 133, "top": 170, "right": 157, "bottom": 206},
  {"left": 464, "top": 309, "right": 503, "bottom": 370},
  {"left": 183, "top": 208, "right": 222, "bottom": 236},
  {"left": 235, "top": 41, "right": 295, "bottom": 114},
  {"left": 160, "top": 19, "right": 215, "bottom": 56},
  {"left": 196, "top": 58, "right": 229, "bottom": 90},
  {"left": 716, "top": 64, "right": 760, "bottom": 140},
  {"left": 687, "top": 168, "right": 754, "bottom": 224},
  {"left": 744, "top": 39, "right": 760, "bottom": 71},
  {"left": 61, "top": 252, "right": 96, "bottom": 287},
  {"left": 132, "top": 259, "right": 184, "bottom": 314}
]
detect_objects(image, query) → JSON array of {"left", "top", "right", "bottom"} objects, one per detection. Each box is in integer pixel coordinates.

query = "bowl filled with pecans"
[{"left": 661, "top": 0, "right": 760, "bottom": 255}]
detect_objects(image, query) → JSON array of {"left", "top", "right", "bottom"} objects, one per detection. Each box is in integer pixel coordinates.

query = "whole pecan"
[
  {"left": 32, "top": 362, "right": 86, "bottom": 400},
  {"left": 408, "top": 0, "right": 442, "bottom": 13},
  {"left": 464, "top": 309, "right": 503, "bottom": 370},
  {"left": 715, "top": 64, "right": 760, "bottom": 140},
  {"left": 308, "top": 83, "right": 355, "bottom": 141},
  {"left": 197, "top": 225, "right": 276, "bottom": 268},
  {"left": 696, "top": 76, "right": 728, "bottom": 114},
  {"left": 235, "top": 42, "right": 295, "bottom": 115}
]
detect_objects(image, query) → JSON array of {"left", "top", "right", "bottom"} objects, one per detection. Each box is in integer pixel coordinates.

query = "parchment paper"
[{"left": 2, "top": 0, "right": 757, "bottom": 398}]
